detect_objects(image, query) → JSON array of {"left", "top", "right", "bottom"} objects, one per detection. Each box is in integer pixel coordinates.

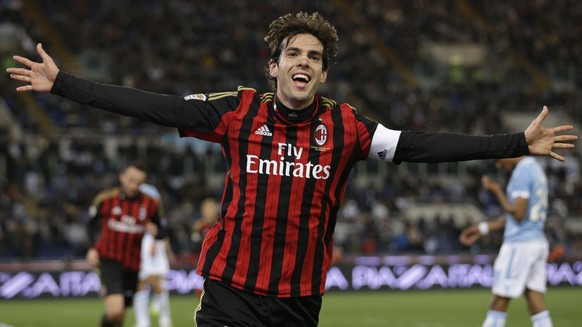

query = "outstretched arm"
[
  {"left": 524, "top": 106, "right": 577, "bottom": 161},
  {"left": 372, "top": 107, "right": 576, "bottom": 164}
]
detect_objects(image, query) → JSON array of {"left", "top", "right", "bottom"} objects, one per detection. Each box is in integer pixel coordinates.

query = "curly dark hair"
[{"left": 264, "top": 12, "right": 338, "bottom": 91}]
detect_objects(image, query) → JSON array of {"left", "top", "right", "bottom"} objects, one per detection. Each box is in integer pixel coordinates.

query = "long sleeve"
[
  {"left": 50, "top": 71, "right": 186, "bottom": 127},
  {"left": 392, "top": 131, "right": 529, "bottom": 164}
]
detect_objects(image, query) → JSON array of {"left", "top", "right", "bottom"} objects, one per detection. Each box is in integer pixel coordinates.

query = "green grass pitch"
[{"left": 0, "top": 288, "right": 579, "bottom": 326}]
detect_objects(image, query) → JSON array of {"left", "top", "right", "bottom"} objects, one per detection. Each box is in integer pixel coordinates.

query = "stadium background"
[{"left": 0, "top": 0, "right": 581, "bottom": 325}]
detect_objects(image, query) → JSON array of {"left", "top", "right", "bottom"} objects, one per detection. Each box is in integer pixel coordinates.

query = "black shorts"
[
  {"left": 195, "top": 278, "right": 322, "bottom": 327},
  {"left": 97, "top": 258, "right": 139, "bottom": 307}
]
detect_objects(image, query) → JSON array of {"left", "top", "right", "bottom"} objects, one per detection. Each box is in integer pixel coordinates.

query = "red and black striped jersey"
[
  {"left": 89, "top": 188, "right": 161, "bottom": 272},
  {"left": 180, "top": 87, "right": 378, "bottom": 297}
]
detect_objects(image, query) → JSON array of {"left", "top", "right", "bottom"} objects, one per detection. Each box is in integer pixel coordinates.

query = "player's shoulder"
[
  {"left": 214, "top": 86, "right": 259, "bottom": 106},
  {"left": 228, "top": 86, "right": 257, "bottom": 98},
  {"left": 93, "top": 188, "right": 120, "bottom": 204},
  {"left": 516, "top": 157, "right": 543, "bottom": 175},
  {"left": 321, "top": 95, "right": 357, "bottom": 112},
  {"left": 237, "top": 85, "right": 256, "bottom": 92},
  {"left": 259, "top": 91, "right": 274, "bottom": 105},
  {"left": 184, "top": 86, "right": 257, "bottom": 103}
]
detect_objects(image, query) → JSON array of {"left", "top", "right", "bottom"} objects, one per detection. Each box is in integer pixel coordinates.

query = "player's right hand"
[{"left": 6, "top": 43, "right": 59, "bottom": 93}]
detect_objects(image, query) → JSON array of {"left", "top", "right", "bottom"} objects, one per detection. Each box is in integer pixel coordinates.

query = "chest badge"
[{"left": 314, "top": 124, "right": 328, "bottom": 146}]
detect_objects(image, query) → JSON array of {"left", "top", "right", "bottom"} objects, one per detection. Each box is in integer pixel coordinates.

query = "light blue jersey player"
[
  {"left": 460, "top": 156, "right": 553, "bottom": 327},
  {"left": 503, "top": 156, "right": 548, "bottom": 243}
]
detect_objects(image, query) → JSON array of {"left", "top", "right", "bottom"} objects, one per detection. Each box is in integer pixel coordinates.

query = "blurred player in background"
[
  {"left": 134, "top": 184, "right": 174, "bottom": 327},
  {"left": 460, "top": 156, "right": 554, "bottom": 327},
  {"left": 7, "top": 11, "right": 576, "bottom": 327},
  {"left": 86, "top": 163, "right": 161, "bottom": 327}
]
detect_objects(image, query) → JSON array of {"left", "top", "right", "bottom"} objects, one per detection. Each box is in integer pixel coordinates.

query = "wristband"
[{"left": 478, "top": 222, "right": 489, "bottom": 235}]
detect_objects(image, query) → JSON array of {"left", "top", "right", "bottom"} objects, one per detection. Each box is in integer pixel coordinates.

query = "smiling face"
[{"left": 269, "top": 33, "right": 328, "bottom": 110}]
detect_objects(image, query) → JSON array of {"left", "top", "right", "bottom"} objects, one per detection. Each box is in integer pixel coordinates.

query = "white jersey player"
[{"left": 134, "top": 184, "right": 173, "bottom": 327}]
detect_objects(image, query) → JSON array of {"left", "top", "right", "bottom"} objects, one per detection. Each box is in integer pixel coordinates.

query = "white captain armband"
[{"left": 369, "top": 124, "right": 401, "bottom": 162}]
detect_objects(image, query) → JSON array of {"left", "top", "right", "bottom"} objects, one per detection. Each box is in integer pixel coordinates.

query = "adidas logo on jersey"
[
  {"left": 255, "top": 124, "right": 272, "bottom": 136},
  {"left": 377, "top": 150, "right": 387, "bottom": 160}
]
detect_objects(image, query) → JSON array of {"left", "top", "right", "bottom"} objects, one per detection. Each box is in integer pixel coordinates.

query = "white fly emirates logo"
[
  {"left": 246, "top": 143, "right": 331, "bottom": 179},
  {"left": 107, "top": 210, "right": 146, "bottom": 234}
]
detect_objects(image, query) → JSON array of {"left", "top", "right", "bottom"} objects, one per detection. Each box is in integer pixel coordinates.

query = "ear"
[
  {"left": 320, "top": 70, "right": 328, "bottom": 83},
  {"left": 269, "top": 59, "right": 278, "bottom": 78}
]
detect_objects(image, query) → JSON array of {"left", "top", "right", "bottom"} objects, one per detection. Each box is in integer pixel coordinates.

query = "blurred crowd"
[{"left": 1, "top": 0, "right": 582, "bottom": 263}]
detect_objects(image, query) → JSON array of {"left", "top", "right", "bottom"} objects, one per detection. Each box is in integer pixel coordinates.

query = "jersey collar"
[{"left": 271, "top": 95, "right": 322, "bottom": 124}]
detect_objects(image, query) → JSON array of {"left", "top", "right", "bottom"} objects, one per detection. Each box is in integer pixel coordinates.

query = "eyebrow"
[{"left": 285, "top": 46, "right": 323, "bottom": 57}]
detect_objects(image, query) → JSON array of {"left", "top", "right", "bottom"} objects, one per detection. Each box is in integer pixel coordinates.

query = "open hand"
[
  {"left": 6, "top": 43, "right": 59, "bottom": 92},
  {"left": 524, "top": 106, "right": 577, "bottom": 161}
]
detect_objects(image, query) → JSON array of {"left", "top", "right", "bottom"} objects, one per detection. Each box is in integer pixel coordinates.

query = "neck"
[
  {"left": 274, "top": 97, "right": 316, "bottom": 122},
  {"left": 275, "top": 90, "right": 314, "bottom": 110}
]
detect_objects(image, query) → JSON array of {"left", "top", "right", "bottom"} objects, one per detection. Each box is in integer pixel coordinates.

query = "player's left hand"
[{"left": 524, "top": 106, "right": 577, "bottom": 161}]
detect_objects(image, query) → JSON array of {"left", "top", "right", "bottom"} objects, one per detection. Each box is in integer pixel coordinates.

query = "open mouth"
[{"left": 292, "top": 73, "right": 311, "bottom": 87}]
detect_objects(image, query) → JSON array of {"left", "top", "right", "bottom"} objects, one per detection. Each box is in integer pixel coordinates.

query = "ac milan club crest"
[{"left": 314, "top": 124, "right": 328, "bottom": 146}]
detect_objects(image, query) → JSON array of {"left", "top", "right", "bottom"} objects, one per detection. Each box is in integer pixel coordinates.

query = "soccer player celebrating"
[
  {"left": 7, "top": 12, "right": 576, "bottom": 327},
  {"left": 460, "top": 157, "right": 554, "bottom": 327}
]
